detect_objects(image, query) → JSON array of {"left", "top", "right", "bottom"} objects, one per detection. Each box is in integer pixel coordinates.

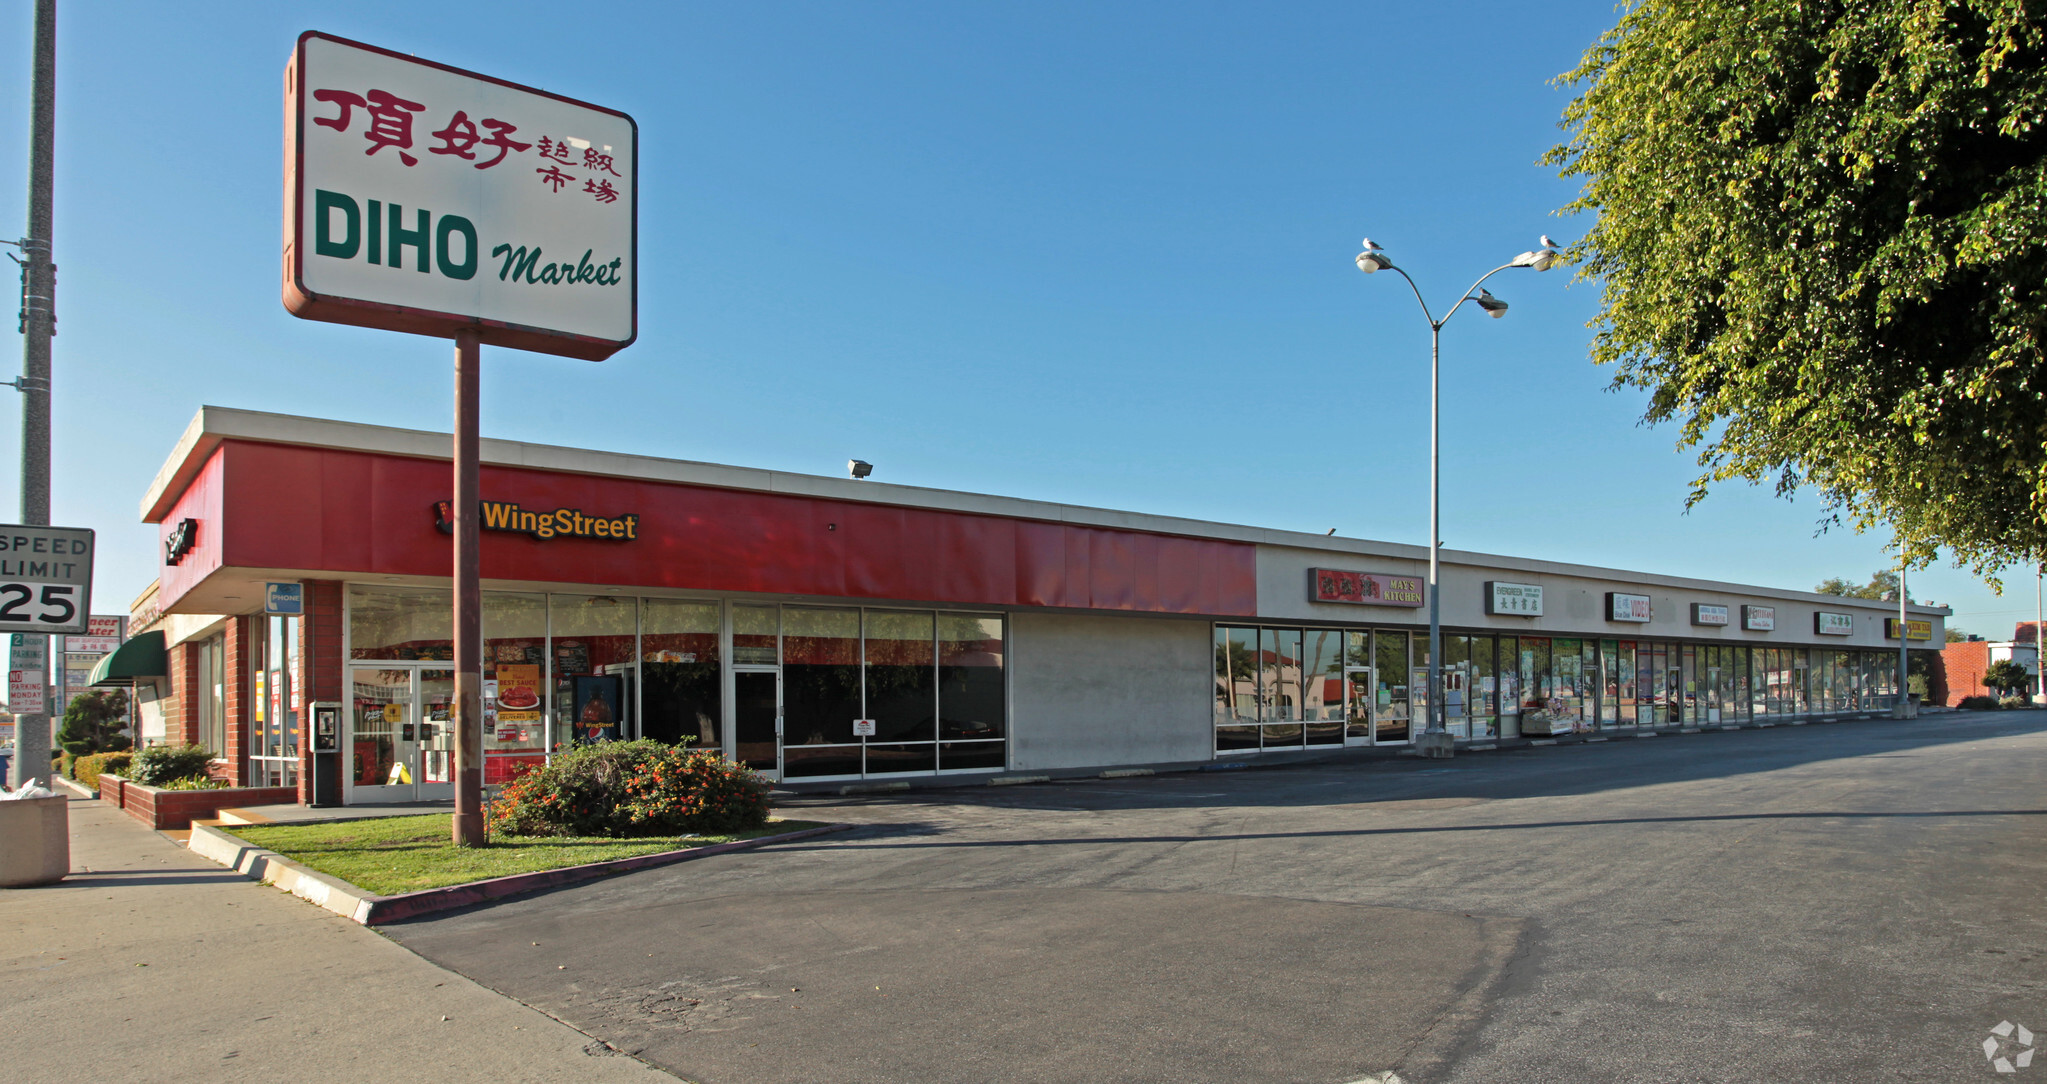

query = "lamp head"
[
  {"left": 848, "top": 459, "right": 873, "bottom": 480},
  {"left": 1355, "top": 251, "right": 1394, "bottom": 273},
  {"left": 1510, "top": 249, "right": 1558, "bottom": 271},
  {"left": 1474, "top": 289, "right": 1509, "bottom": 318}
]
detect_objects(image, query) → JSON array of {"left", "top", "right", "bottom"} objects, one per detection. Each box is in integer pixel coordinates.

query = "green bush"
[
  {"left": 487, "top": 739, "right": 770, "bottom": 839},
  {"left": 1958, "top": 695, "right": 2002, "bottom": 711},
  {"left": 71, "top": 751, "right": 133, "bottom": 790},
  {"left": 155, "top": 776, "right": 230, "bottom": 790},
  {"left": 2000, "top": 695, "right": 2033, "bottom": 710},
  {"left": 131, "top": 743, "right": 217, "bottom": 786}
]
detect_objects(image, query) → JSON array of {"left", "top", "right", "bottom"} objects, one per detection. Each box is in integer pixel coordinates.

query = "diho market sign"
[{"left": 283, "top": 32, "right": 636, "bottom": 360}]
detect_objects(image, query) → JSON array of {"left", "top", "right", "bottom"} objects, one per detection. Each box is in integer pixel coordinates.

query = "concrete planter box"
[
  {"left": 97, "top": 776, "right": 298, "bottom": 830},
  {"left": 0, "top": 795, "right": 69, "bottom": 887}
]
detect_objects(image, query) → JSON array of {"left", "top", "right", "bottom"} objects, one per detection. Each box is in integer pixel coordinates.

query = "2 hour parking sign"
[{"left": 0, "top": 525, "right": 94, "bottom": 635}]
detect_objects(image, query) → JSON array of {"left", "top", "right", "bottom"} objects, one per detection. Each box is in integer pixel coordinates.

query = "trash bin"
[{"left": 0, "top": 795, "right": 69, "bottom": 887}]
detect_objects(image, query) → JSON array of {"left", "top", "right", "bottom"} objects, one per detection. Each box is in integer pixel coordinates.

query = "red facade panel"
[{"left": 165, "top": 440, "right": 1258, "bottom": 617}]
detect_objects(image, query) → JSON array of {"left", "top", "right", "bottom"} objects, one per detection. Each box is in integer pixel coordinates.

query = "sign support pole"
[
  {"left": 8, "top": 0, "right": 56, "bottom": 789},
  {"left": 452, "top": 329, "right": 484, "bottom": 846}
]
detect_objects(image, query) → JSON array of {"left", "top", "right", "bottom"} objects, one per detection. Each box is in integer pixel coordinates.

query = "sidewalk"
[{"left": 0, "top": 794, "right": 679, "bottom": 1084}]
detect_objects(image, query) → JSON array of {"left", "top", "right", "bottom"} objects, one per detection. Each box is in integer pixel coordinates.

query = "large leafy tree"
[
  {"left": 1814, "top": 569, "right": 1914, "bottom": 599},
  {"left": 1549, "top": 1, "right": 2047, "bottom": 575}
]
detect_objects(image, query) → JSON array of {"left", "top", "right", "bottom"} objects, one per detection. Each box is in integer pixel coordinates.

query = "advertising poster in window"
[{"left": 573, "top": 675, "right": 620, "bottom": 742}]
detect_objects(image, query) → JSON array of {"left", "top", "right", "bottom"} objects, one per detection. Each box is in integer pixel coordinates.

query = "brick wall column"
[
  {"left": 223, "top": 616, "right": 249, "bottom": 787},
  {"left": 169, "top": 640, "right": 199, "bottom": 746},
  {"left": 297, "top": 579, "right": 345, "bottom": 804}
]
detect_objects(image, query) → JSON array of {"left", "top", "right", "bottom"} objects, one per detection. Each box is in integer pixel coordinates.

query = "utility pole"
[{"left": 8, "top": 0, "right": 55, "bottom": 788}]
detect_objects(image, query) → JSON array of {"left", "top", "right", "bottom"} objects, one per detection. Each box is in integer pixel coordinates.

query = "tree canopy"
[
  {"left": 1814, "top": 569, "right": 1914, "bottom": 600},
  {"left": 1549, "top": 1, "right": 2047, "bottom": 575},
  {"left": 58, "top": 689, "right": 130, "bottom": 757}
]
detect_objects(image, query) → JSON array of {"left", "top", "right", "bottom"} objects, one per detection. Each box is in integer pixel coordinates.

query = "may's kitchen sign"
[
  {"left": 283, "top": 32, "right": 637, "bottom": 360},
  {"left": 1310, "top": 568, "right": 1424, "bottom": 607}
]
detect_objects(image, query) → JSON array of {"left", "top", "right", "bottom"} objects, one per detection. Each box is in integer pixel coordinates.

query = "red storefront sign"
[{"left": 1310, "top": 568, "right": 1424, "bottom": 607}]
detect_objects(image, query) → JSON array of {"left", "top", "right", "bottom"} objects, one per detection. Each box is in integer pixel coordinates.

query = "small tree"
[
  {"left": 57, "top": 689, "right": 131, "bottom": 757},
  {"left": 1981, "top": 660, "right": 2032, "bottom": 698}
]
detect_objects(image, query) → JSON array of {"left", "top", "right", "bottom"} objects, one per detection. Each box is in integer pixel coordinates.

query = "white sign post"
[{"left": 283, "top": 32, "right": 636, "bottom": 846}]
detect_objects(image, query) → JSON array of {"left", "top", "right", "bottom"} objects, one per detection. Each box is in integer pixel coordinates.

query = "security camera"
[{"left": 848, "top": 459, "right": 873, "bottom": 480}]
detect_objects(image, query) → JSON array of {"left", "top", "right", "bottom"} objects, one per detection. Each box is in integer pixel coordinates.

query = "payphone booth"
[{"left": 310, "top": 701, "right": 342, "bottom": 806}]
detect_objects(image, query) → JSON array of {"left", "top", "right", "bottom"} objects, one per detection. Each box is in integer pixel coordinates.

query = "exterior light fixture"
[
  {"left": 848, "top": 459, "right": 873, "bottom": 480},
  {"left": 1350, "top": 232, "right": 1562, "bottom": 758}
]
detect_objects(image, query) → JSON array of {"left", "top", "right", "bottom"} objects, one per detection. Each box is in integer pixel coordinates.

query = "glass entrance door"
[
  {"left": 346, "top": 666, "right": 456, "bottom": 803},
  {"left": 1344, "top": 667, "right": 1374, "bottom": 746},
  {"left": 733, "top": 670, "right": 781, "bottom": 779}
]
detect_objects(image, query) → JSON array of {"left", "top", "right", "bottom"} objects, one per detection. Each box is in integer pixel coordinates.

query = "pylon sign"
[{"left": 283, "top": 31, "right": 637, "bottom": 360}]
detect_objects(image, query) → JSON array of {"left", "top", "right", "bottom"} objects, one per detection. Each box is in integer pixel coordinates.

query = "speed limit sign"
[{"left": 0, "top": 525, "right": 94, "bottom": 636}]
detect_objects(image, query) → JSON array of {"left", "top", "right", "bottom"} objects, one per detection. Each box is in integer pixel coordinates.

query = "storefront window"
[
  {"left": 1471, "top": 635, "right": 1498, "bottom": 739},
  {"left": 349, "top": 586, "right": 453, "bottom": 660},
  {"left": 197, "top": 635, "right": 226, "bottom": 758},
  {"left": 641, "top": 598, "right": 721, "bottom": 750},
  {"left": 783, "top": 607, "right": 861, "bottom": 777},
  {"left": 938, "top": 613, "right": 1006, "bottom": 768},
  {"left": 251, "top": 615, "right": 299, "bottom": 787},
  {"left": 1497, "top": 636, "right": 1520, "bottom": 728},
  {"left": 1601, "top": 640, "right": 1621, "bottom": 727},
  {"left": 483, "top": 594, "right": 547, "bottom": 780},
  {"left": 1375, "top": 629, "right": 1410, "bottom": 743},
  {"left": 549, "top": 595, "right": 637, "bottom": 746},
  {"left": 1215, "top": 627, "right": 1258, "bottom": 751},
  {"left": 864, "top": 610, "right": 937, "bottom": 773}
]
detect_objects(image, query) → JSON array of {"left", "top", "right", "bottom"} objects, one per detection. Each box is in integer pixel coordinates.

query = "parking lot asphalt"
[{"left": 387, "top": 711, "right": 2047, "bottom": 1083}]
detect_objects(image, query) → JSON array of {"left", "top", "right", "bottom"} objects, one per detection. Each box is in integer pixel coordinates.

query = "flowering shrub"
[{"left": 486, "top": 739, "right": 771, "bottom": 839}]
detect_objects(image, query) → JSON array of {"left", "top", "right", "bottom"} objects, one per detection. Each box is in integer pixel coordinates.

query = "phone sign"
[{"left": 0, "top": 525, "right": 95, "bottom": 636}]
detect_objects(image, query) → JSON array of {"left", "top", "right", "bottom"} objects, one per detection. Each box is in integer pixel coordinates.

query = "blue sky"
[{"left": 0, "top": 1, "right": 2032, "bottom": 637}]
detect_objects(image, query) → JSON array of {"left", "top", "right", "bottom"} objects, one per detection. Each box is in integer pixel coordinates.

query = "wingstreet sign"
[
  {"left": 0, "top": 524, "right": 93, "bottom": 636},
  {"left": 283, "top": 31, "right": 637, "bottom": 361}
]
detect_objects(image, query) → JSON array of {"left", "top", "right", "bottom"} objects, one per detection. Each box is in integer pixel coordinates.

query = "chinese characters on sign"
[
  {"left": 1607, "top": 592, "right": 1653, "bottom": 623},
  {"left": 1742, "top": 605, "right": 1776, "bottom": 631},
  {"left": 1309, "top": 568, "right": 1425, "bottom": 607},
  {"left": 286, "top": 32, "right": 637, "bottom": 359},
  {"left": 1691, "top": 603, "right": 1730, "bottom": 627},
  {"left": 1485, "top": 582, "right": 1544, "bottom": 617},
  {"left": 1815, "top": 611, "right": 1856, "bottom": 636}
]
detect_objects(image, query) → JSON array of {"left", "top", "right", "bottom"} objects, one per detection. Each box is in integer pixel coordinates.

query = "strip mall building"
[{"left": 121, "top": 407, "right": 1947, "bottom": 806}]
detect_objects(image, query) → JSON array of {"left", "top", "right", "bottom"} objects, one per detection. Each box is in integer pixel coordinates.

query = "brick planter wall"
[{"left": 99, "top": 777, "right": 299, "bottom": 830}]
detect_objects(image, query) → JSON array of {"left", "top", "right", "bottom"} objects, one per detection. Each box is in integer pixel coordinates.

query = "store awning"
[{"left": 88, "top": 631, "right": 167, "bottom": 687}]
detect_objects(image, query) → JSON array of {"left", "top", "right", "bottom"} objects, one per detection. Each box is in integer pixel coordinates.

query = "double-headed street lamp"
[{"left": 1356, "top": 236, "right": 1560, "bottom": 757}]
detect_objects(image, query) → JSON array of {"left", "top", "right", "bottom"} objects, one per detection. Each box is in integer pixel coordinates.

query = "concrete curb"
[
  {"left": 187, "top": 820, "right": 854, "bottom": 926},
  {"left": 50, "top": 776, "right": 96, "bottom": 800}
]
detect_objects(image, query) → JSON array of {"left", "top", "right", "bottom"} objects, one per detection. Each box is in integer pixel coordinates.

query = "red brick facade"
[
  {"left": 296, "top": 580, "right": 345, "bottom": 804},
  {"left": 1940, "top": 641, "right": 1991, "bottom": 705}
]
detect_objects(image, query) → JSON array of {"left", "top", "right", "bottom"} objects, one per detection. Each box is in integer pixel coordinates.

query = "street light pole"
[{"left": 1356, "top": 237, "right": 1558, "bottom": 757}]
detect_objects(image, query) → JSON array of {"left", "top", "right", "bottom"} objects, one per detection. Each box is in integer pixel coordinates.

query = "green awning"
[{"left": 88, "top": 630, "right": 166, "bottom": 687}]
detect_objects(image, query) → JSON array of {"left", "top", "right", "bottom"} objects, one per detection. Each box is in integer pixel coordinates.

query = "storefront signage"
[
  {"left": 163, "top": 518, "right": 198, "bottom": 566},
  {"left": 65, "top": 616, "right": 125, "bottom": 655},
  {"left": 1885, "top": 618, "right": 1933, "bottom": 641},
  {"left": 0, "top": 524, "right": 94, "bottom": 636},
  {"left": 1742, "top": 605, "right": 1775, "bottom": 631},
  {"left": 852, "top": 719, "right": 877, "bottom": 737},
  {"left": 1310, "top": 568, "right": 1424, "bottom": 607},
  {"left": 474, "top": 500, "right": 639, "bottom": 541},
  {"left": 1485, "top": 581, "right": 1544, "bottom": 616},
  {"left": 1691, "top": 603, "right": 1730, "bottom": 627},
  {"left": 1607, "top": 592, "right": 1652, "bottom": 623},
  {"left": 1815, "top": 611, "right": 1856, "bottom": 636},
  {"left": 284, "top": 32, "right": 637, "bottom": 361}
]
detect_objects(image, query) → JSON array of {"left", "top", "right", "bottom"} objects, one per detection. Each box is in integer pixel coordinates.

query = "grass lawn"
[{"left": 229, "top": 814, "right": 828, "bottom": 897}]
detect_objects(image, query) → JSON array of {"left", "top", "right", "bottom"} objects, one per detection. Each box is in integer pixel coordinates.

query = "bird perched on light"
[
  {"left": 1473, "top": 289, "right": 1509, "bottom": 318},
  {"left": 1356, "top": 237, "right": 1395, "bottom": 273},
  {"left": 1540, "top": 235, "right": 1560, "bottom": 250}
]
